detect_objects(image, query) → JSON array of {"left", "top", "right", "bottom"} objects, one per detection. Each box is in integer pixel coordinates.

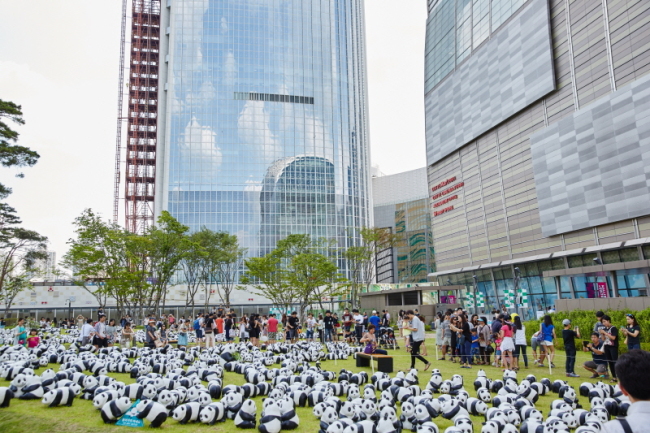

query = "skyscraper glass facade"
[
  {"left": 424, "top": 0, "right": 526, "bottom": 93},
  {"left": 158, "top": 0, "right": 371, "bottom": 270}
]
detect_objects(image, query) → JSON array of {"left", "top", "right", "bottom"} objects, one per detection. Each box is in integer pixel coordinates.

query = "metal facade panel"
[
  {"left": 425, "top": 0, "right": 555, "bottom": 166},
  {"left": 531, "top": 72, "right": 650, "bottom": 236}
]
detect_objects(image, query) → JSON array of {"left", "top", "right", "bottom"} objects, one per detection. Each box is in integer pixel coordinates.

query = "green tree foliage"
[
  {"left": 242, "top": 234, "right": 343, "bottom": 317},
  {"left": 523, "top": 307, "right": 650, "bottom": 351},
  {"left": 0, "top": 99, "right": 40, "bottom": 199},
  {"left": 343, "top": 227, "right": 398, "bottom": 308}
]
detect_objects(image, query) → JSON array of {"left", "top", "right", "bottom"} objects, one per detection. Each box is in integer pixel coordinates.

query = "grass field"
[{"left": 0, "top": 340, "right": 601, "bottom": 432}]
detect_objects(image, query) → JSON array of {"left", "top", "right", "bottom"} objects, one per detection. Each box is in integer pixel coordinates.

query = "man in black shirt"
[
  {"left": 323, "top": 311, "right": 334, "bottom": 342},
  {"left": 583, "top": 332, "right": 608, "bottom": 378},
  {"left": 287, "top": 311, "right": 299, "bottom": 343},
  {"left": 599, "top": 315, "right": 619, "bottom": 381}
]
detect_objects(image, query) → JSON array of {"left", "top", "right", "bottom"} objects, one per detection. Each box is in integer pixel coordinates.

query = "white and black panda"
[
  {"left": 200, "top": 402, "right": 227, "bottom": 425},
  {"left": 42, "top": 388, "right": 75, "bottom": 407},
  {"left": 172, "top": 402, "right": 202, "bottom": 424},
  {"left": 466, "top": 397, "right": 488, "bottom": 416},
  {"left": 285, "top": 389, "right": 305, "bottom": 408},
  {"left": 18, "top": 383, "right": 44, "bottom": 400},
  {"left": 258, "top": 401, "right": 282, "bottom": 433},
  {"left": 279, "top": 400, "right": 300, "bottom": 430},
  {"left": 100, "top": 397, "right": 132, "bottom": 424},
  {"left": 400, "top": 401, "right": 417, "bottom": 431},
  {"left": 454, "top": 416, "right": 473, "bottom": 433},
  {"left": 234, "top": 398, "right": 257, "bottom": 429},
  {"left": 135, "top": 399, "right": 168, "bottom": 428},
  {"left": 122, "top": 384, "right": 144, "bottom": 400},
  {"left": 223, "top": 391, "right": 244, "bottom": 419},
  {"left": 93, "top": 390, "right": 121, "bottom": 409},
  {"left": 441, "top": 399, "right": 469, "bottom": 422},
  {"left": 0, "top": 387, "right": 15, "bottom": 408},
  {"left": 417, "top": 421, "right": 440, "bottom": 433}
]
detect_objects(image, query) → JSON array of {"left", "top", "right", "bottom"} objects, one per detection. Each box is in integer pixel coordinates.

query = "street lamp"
[
  {"left": 65, "top": 298, "right": 72, "bottom": 320},
  {"left": 513, "top": 267, "right": 521, "bottom": 317},
  {"left": 472, "top": 275, "right": 479, "bottom": 315}
]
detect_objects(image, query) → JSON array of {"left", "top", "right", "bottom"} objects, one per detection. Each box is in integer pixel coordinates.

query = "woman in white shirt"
[{"left": 513, "top": 315, "right": 528, "bottom": 370}]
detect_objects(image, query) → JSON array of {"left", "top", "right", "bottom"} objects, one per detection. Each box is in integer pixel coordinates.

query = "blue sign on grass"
[{"left": 116, "top": 400, "right": 144, "bottom": 428}]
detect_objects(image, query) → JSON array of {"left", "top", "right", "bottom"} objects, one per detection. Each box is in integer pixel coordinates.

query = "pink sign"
[
  {"left": 441, "top": 295, "right": 456, "bottom": 304},
  {"left": 597, "top": 282, "right": 608, "bottom": 298}
]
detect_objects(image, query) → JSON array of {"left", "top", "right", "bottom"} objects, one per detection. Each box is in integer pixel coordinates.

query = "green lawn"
[{"left": 0, "top": 341, "right": 600, "bottom": 432}]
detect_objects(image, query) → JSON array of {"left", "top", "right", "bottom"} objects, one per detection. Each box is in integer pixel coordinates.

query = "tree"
[
  {"left": 243, "top": 234, "right": 342, "bottom": 318},
  {"left": 179, "top": 232, "right": 208, "bottom": 316},
  {"left": 343, "top": 227, "right": 398, "bottom": 308},
  {"left": 146, "top": 211, "right": 190, "bottom": 315},
  {"left": 62, "top": 209, "right": 131, "bottom": 316},
  {"left": 0, "top": 227, "right": 48, "bottom": 316},
  {"left": 0, "top": 99, "right": 40, "bottom": 199},
  {"left": 203, "top": 231, "right": 246, "bottom": 309}
]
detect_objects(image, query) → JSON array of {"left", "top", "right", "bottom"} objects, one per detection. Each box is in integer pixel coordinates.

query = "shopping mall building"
[{"left": 423, "top": 0, "right": 650, "bottom": 313}]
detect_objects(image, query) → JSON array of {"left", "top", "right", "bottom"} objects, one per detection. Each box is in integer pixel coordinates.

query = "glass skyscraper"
[{"left": 156, "top": 0, "right": 371, "bottom": 271}]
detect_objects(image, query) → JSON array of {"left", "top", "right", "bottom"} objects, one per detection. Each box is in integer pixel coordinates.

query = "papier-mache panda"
[
  {"left": 135, "top": 399, "right": 168, "bottom": 428},
  {"left": 199, "top": 402, "right": 227, "bottom": 425},
  {"left": 100, "top": 397, "right": 132, "bottom": 424},
  {"left": 234, "top": 398, "right": 257, "bottom": 429},
  {"left": 42, "top": 388, "right": 75, "bottom": 407}
]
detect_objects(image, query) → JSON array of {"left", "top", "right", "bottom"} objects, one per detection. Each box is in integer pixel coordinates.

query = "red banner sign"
[
  {"left": 432, "top": 176, "right": 457, "bottom": 192},
  {"left": 433, "top": 194, "right": 458, "bottom": 208},
  {"left": 432, "top": 182, "right": 464, "bottom": 200},
  {"left": 434, "top": 206, "right": 454, "bottom": 217}
]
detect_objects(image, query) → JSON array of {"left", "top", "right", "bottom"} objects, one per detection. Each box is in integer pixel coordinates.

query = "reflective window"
[
  {"left": 163, "top": 0, "right": 371, "bottom": 276},
  {"left": 424, "top": 0, "right": 529, "bottom": 92}
]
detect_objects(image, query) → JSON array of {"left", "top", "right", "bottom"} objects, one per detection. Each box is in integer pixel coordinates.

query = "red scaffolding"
[{"left": 114, "top": 0, "right": 161, "bottom": 234}]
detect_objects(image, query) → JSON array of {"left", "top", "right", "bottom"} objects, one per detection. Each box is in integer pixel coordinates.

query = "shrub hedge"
[{"left": 523, "top": 307, "right": 650, "bottom": 352}]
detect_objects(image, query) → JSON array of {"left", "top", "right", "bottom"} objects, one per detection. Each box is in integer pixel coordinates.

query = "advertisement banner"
[
  {"left": 597, "top": 282, "right": 608, "bottom": 298},
  {"left": 586, "top": 282, "right": 596, "bottom": 298}
]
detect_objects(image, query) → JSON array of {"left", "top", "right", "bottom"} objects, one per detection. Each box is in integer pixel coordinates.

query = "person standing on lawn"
[
  {"left": 267, "top": 314, "right": 278, "bottom": 344},
  {"left": 620, "top": 313, "right": 641, "bottom": 350},
  {"left": 583, "top": 332, "right": 608, "bottom": 379},
  {"left": 594, "top": 311, "right": 606, "bottom": 341},
  {"left": 323, "top": 311, "right": 335, "bottom": 342},
  {"left": 513, "top": 315, "right": 528, "bottom": 369},
  {"left": 539, "top": 315, "right": 556, "bottom": 368},
  {"left": 602, "top": 349, "right": 650, "bottom": 433},
  {"left": 405, "top": 310, "right": 431, "bottom": 371},
  {"left": 599, "top": 314, "right": 619, "bottom": 382},
  {"left": 562, "top": 318, "right": 581, "bottom": 377}
]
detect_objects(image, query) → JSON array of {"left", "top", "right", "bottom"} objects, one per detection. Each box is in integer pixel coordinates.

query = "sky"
[{"left": 0, "top": 0, "right": 427, "bottom": 263}]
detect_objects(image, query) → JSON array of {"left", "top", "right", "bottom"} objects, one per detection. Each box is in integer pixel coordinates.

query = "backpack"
[{"left": 193, "top": 319, "right": 200, "bottom": 330}]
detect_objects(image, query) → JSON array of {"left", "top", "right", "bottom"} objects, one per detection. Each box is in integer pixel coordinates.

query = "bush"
[{"left": 523, "top": 307, "right": 650, "bottom": 352}]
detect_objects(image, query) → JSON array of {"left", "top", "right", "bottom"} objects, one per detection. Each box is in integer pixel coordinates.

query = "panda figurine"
[
  {"left": 234, "top": 399, "right": 257, "bottom": 429},
  {"left": 172, "top": 402, "right": 202, "bottom": 424},
  {"left": 200, "top": 402, "right": 227, "bottom": 425},
  {"left": 0, "top": 387, "right": 15, "bottom": 408},
  {"left": 122, "top": 384, "right": 144, "bottom": 400},
  {"left": 258, "top": 401, "right": 282, "bottom": 433},
  {"left": 135, "top": 399, "right": 168, "bottom": 428},
  {"left": 42, "top": 388, "right": 75, "bottom": 407},
  {"left": 100, "top": 397, "right": 132, "bottom": 424},
  {"left": 417, "top": 422, "right": 440, "bottom": 433}
]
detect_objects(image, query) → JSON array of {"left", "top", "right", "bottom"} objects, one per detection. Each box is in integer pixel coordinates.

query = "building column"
[
  {"left": 610, "top": 271, "right": 619, "bottom": 298},
  {"left": 554, "top": 276, "right": 562, "bottom": 299}
]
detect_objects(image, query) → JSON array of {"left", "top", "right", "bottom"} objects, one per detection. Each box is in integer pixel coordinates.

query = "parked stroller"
[{"left": 378, "top": 326, "right": 399, "bottom": 350}]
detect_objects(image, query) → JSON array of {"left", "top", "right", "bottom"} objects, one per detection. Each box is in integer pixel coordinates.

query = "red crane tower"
[{"left": 114, "top": 0, "right": 161, "bottom": 234}]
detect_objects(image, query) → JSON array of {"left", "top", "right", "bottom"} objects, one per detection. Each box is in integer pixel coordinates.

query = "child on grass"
[
  {"left": 562, "top": 318, "right": 581, "bottom": 377},
  {"left": 471, "top": 329, "right": 480, "bottom": 364},
  {"left": 494, "top": 337, "right": 502, "bottom": 367},
  {"left": 26, "top": 329, "right": 39, "bottom": 348}
]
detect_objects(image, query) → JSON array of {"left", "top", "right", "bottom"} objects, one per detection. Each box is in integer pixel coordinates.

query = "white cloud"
[
  {"left": 180, "top": 117, "right": 222, "bottom": 174},
  {"left": 237, "top": 101, "right": 281, "bottom": 161}
]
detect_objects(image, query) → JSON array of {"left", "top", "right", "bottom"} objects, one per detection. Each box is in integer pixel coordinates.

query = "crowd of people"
[{"left": 3, "top": 305, "right": 644, "bottom": 380}]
